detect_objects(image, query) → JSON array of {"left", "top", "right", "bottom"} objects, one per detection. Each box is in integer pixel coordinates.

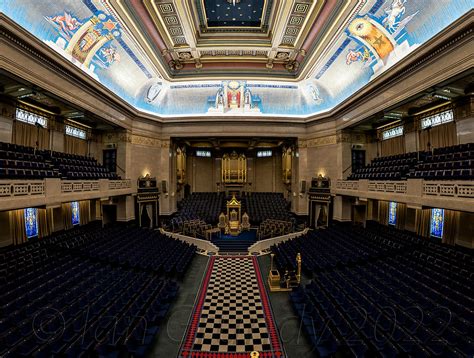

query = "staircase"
[{"left": 211, "top": 230, "right": 257, "bottom": 254}]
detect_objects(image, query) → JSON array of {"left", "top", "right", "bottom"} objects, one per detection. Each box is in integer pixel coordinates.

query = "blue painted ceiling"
[{"left": 203, "top": 0, "right": 264, "bottom": 27}]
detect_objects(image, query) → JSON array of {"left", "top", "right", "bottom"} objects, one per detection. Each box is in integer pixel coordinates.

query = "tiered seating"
[
  {"left": 349, "top": 143, "right": 474, "bottom": 180},
  {"left": 0, "top": 223, "right": 195, "bottom": 357},
  {"left": 257, "top": 219, "right": 294, "bottom": 240},
  {"left": 349, "top": 151, "right": 423, "bottom": 180},
  {"left": 45, "top": 150, "right": 119, "bottom": 180},
  {"left": 274, "top": 222, "right": 473, "bottom": 357},
  {"left": 48, "top": 224, "right": 195, "bottom": 277},
  {"left": 408, "top": 143, "right": 474, "bottom": 180},
  {"left": 272, "top": 223, "right": 412, "bottom": 274},
  {"left": 175, "top": 192, "right": 225, "bottom": 224},
  {"left": 0, "top": 141, "right": 119, "bottom": 180},
  {"left": 245, "top": 192, "right": 293, "bottom": 225},
  {"left": 0, "top": 142, "right": 59, "bottom": 179}
]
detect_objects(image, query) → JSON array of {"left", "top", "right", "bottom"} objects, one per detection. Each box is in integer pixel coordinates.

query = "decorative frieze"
[{"left": 131, "top": 134, "right": 161, "bottom": 147}]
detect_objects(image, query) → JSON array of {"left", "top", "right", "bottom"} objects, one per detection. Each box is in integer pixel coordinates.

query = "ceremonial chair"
[
  {"left": 241, "top": 213, "right": 250, "bottom": 231},
  {"left": 218, "top": 212, "right": 227, "bottom": 231},
  {"left": 228, "top": 209, "right": 241, "bottom": 236}
]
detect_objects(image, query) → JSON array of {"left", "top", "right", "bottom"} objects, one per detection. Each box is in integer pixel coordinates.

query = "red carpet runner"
[{"left": 179, "top": 256, "right": 284, "bottom": 357}]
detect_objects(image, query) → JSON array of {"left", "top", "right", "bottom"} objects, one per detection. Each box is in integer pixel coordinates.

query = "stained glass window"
[
  {"left": 71, "top": 201, "right": 80, "bottom": 226},
  {"left": 388, "top": 202, "right": 397, "bottom": 226},
  {"left": 430, "top": 208, "right": 444, "bottom": 239},
  {"left": 24, "top": 208, "right": 38, "bottom": 238}
]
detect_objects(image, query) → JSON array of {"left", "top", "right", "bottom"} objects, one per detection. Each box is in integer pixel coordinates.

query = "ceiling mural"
[
  {"left": 1, "top": 0, "right": 158, "bottom": 109},
  {"left": 304, "top": 0, "right": 472, "bottom": 115},
  {"left": 1, "top": 0, "right": 471, "bottom": 118}
]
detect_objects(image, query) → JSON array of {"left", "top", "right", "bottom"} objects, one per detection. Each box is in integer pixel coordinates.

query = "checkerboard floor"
[{"left": 180, "top": 256, "right": 284, "bottom": 357}]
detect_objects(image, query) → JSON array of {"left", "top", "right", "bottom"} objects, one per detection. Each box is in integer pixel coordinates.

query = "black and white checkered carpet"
[{"left": 180, "top": 256, "right": 284, "bottom": 357}]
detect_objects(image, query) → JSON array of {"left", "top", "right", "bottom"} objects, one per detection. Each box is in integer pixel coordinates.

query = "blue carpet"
[
  {"left": 212, "top": 229, "right": 257, "bottom": 253},
  {"left": 220, "top": 229, "right": 257, "bottom": 241}
]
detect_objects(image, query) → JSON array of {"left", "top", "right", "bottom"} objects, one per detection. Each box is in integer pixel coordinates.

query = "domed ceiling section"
[{"left": 1, "top": 0, "right": 471, "bottom": 118}]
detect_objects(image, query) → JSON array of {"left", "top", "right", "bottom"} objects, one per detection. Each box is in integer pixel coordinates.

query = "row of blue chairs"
[
  {"left": 277, "top": 222, "right": 473, "bottom": 357},
  {"left": 0, "top": 223, "right": 193, "bottom": 357},
  {"left": 48, "top": 225, "right": 196, "bottom": 277}
]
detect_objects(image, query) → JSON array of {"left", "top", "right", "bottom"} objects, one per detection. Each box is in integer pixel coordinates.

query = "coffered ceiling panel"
[
  {"left": 114, "top": 0, "right": 336, "bottom": 77},
  {"left": 203, "top": 0, "right": 265, "bottom": 28}
]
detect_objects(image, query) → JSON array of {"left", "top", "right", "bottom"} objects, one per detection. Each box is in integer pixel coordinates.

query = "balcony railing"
[
  {"left": 367, "top": 181, "right": 407, "bottom": 194},
  {"left": 0, "top": 178, "right": 136, "bottom": 211},
  {"left": 108, "top": 179, "right": 132, "bottom": 190},
  {"left": 333, "top": 179, "right": 474, "bottom": 212},
  {"left": 0, "top": 181, "right": 45, "bottom": 198},
  {"left": 423, "top": 182, "right": 474, "bottom": 198},
  {"left": 61, "top": 181, "right": 100, "bottom": 193}
]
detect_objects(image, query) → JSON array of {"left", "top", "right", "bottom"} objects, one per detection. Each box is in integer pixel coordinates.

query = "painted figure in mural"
[
  {"left": 101, "top": 46, "right": 121, "bottom": 65},
  {"left": 145, "top": 82, "right": 162, "bottom": 103},
  {"left": 215, "top": 89, "right": 224, "bottom": 108},
  {"left": 383, "top": 0, "right": 406, "bottom": 32},
  {"left": 244, "top": 89, "right": 252, "bottom": 106},
  {"left": 47, "top": 12, "right": 82, "bottom": 40},
  {"left": 345, "top": 47, "right": 370, "bottom": 65},
  {"left": 309, "top": 85, "right": 323, "bottom": 105}
]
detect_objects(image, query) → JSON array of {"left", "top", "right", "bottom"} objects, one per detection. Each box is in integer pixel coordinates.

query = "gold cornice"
[
  {"left": 107, "top": 0, "right": 356, "bottom": 81},
  {"left": 294, "top": 0, "right": 325, "bottom": 49},
  {"left": 145, "top": 0, "right": 180, "bottom": 49},
  {"left": 113, "top": 0, "right": 170, "bottom": 80}
]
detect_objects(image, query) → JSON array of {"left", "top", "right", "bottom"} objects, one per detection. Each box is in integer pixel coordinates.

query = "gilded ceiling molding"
[
  {"left": 146, "top": 1, "right": 188, "bottom": 48},
  {"left": 279, "top": 1, "right": 314, "bottom": 47},
  {"left": 110, "top": 0, "right": 337, "bottom": 76}
]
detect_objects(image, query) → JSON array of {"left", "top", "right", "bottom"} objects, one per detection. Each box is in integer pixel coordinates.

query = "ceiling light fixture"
[
  {"left": 376, "top": 119, "right": 401, "bottom": 130},
  {"left": 434, "top": 94, "right": 451, "bottom": 100},
  {"left": 67, "top": 118, "right": 92, "bottom": 129},
  {"left": 226, "top": 0, "right": 241, "bottom": 6}
]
